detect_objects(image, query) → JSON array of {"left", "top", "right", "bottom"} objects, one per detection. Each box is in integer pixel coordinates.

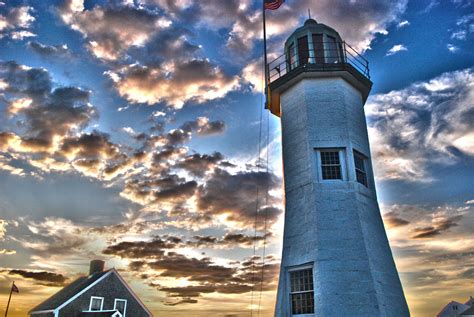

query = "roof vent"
[{"left": 89, "top": 260, "right": 105, "bottom": 276}]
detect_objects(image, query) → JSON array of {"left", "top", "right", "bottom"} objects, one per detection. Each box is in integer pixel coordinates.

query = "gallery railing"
[{"left": 267, "top": 41, "right": 370, "bottom": 84}]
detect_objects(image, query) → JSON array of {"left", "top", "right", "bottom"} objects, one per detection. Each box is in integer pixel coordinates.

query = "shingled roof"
[
  {"left": 30, "top": 270, "right": 111, "bottom": 313},
  {"left": 461, "top": 306, "right": 474, "bottom": 315}
]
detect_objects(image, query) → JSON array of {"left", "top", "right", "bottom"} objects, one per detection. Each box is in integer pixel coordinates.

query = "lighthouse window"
[
  {"left": 289, "top": 268, "right": 314, "bottom": 314},
  {"left": 288, "top": 43, "right": 296, "bottom": 70},
  {"left": 298, "top": 35, "right": 310, "bottom": 66},
  {"left": 312, "top": 34, "right": 324, "bottom": 64},
  {"left": 326, "top": 35, "right": 340, "bottom": 63},
  {"left": 320, "top": 150, "right": 342, "bottom": 180},
  {"left": 354, "top": 151, "right": 368, "bottom": 186}
]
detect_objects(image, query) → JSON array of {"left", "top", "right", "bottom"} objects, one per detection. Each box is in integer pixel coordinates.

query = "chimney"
[{"left": 89, "top": 260, "right": 105, "bottom": 276}]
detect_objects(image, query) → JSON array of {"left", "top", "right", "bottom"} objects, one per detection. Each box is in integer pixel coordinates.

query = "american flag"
[{"left": 265, "top": 0, "right": 284, "bottom": 10}]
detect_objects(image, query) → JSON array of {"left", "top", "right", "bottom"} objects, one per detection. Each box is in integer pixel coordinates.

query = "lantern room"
[{"left": 267, "top": 19, "right": 372, "bottom": 117}]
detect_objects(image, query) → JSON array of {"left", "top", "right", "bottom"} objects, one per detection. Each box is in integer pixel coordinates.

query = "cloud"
[
  {"left": 397, "top": 20, "right": 410, "bottom": 28},
  {"left": 0, "top": 61, "right": 96, "bottom": 154},
  {"left": 386, "top": 44, "right": 408, "bottom": 56},
  {"left": 57, "top": 0, "right": 171, "bottom": 61},
  {"left": 0, "top": 5, "right": 35, "bottom": 40},
  {"left": 451, "top": 13, "right": 474, "bottom": 41},
  {"left": 106, "top": 60, "right": 239, "bottom": 108},
  {"left": 151, "top": 0, "right": 408, "bottom": 54},
  {"left": 189, "top": 232, "right": 269, "bottom": 249},
  {"left": 175, "top": 152, "right": 224, "bottom": 177},
  {"left": 22, "top": 217, "right": 89, "bottom": 257},
  {"left": 27, "top": 41, "right": 73, "bottom": 59},
  {"left": 0, "top": 249, "right": 16, "bottom": 255},
  {"left": 447, "top": 44, "right": 460, "bottom": 53},
  {"left": 196, "top": 168, "right": 282, "bottom": 227},
  {"left": 180, "top": 117, "right": 226, "bottom": 136},
  {"left": 0, "top": 219, "right": 7, "bottom": 240},
  {"left": 383, "top": 212, "right": 410, "bottom": 228},
  {"left": 3, "top": 269, "right": 67, "bottom": 287},
  {"left": 103, "top": 236, "right": 180, "bottom": 259},
  {"left": 411, "top": 215, "right": 462, "bottom": 239},
  {"left": 366, "top": 68, "right": 474, "bottom": 182}
]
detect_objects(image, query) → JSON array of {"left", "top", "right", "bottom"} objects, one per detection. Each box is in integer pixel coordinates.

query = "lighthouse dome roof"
[{"left": 285, "top": 19, "right": 343, "bottom": 49}]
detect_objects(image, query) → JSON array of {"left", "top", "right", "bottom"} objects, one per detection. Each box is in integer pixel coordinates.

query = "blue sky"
[{"left": 0, "top": 1, "right": 473, "bottom": 316}]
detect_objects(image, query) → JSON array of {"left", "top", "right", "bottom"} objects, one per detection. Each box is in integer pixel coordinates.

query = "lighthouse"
[{"left": 268, "top": 19, "right": 410, "bottom": 316}]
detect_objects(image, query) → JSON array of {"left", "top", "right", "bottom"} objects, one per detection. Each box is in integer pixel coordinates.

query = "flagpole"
[
  {"left": 262, "top": 0, "right": 269, "bottom": 109},
  {"left": 4, "top": 282, "right": 14, "bottom": 317}
]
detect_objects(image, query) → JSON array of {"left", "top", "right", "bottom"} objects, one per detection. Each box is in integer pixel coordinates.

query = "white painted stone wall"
[{"left": 274, "top": 77, "right": 410, "bottom": 316}]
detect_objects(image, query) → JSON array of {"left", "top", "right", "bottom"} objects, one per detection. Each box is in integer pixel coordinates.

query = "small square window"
[
  {"left": 354, "top": 151, "right": 368, "bottom": 187},
  {"left": 90, "top": 297, "right": 103, "bottom": 311},
  {"left": 114, "top": 299, "right": 127, "bottom": 316},
  {"left": 320, "top": 150, "right": 342, "bottom": 180},
  {"left": 289, "top": 268, "right": 314, "bottom": 315}
]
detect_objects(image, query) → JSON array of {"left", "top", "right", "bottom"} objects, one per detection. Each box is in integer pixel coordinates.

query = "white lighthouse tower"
[{"left": 268, "top": 19, "right": 410, "bottom": 316}]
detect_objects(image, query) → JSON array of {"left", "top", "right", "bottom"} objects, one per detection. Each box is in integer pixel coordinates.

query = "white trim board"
[{"left": 54, "top": 270, "right": 113, "bottom": 314}]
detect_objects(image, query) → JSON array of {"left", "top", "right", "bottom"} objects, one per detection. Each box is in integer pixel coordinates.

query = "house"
[
  {"left": 437, "top": 297, "right": 474, "bottom": 317},
  {"left": 29, "top": 260, "right": 153, "bottom": 317}
]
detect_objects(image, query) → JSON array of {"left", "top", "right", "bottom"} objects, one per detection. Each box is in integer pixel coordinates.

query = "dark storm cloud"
[
  {"left": 196, "top": 168, "right": 282, "bottom": 226},
  {"left": 27, "top": 41, "right": 73, "bottom": 59},
  {"left": 411, "top": 216, "right": 462, "bottom": 239},
  {"left": 4, "top": 269, "right": 67, "bottom": 287}
]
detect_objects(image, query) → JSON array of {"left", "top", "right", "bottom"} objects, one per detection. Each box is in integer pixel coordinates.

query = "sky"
[{"left": 0, "top": 0, "right": 473, "bottom": 316}]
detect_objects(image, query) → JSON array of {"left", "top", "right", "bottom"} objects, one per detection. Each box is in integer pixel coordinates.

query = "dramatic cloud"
[
  {"left": 0, "top": 61, "right": 96, "bottom": 153},
  {"left": 411, "top": 215, "right": 462, "bottom": 239},
  {"left": 3, "top": 269, "right": 67, "bottom": 287},
  {"left": 106, "top": 60, "right": 239, "bottom": 108},
  {"left": 103, "top": 236, "right": 179, "bottom": 259},
  {"left": 57, "top": 0, "right": 171, "bottom": 61},
  {"left": 367, "top": 68, "right": 474, "bottom": 182},
  {"left": 175, "top": 152, "right": 224, "bottom": 177},
  {"left": 0, "top": 5, "right": 35, "bottom": 40},
  {"left": 196, "top": 168, "right": 282, "bottom": 227}
]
